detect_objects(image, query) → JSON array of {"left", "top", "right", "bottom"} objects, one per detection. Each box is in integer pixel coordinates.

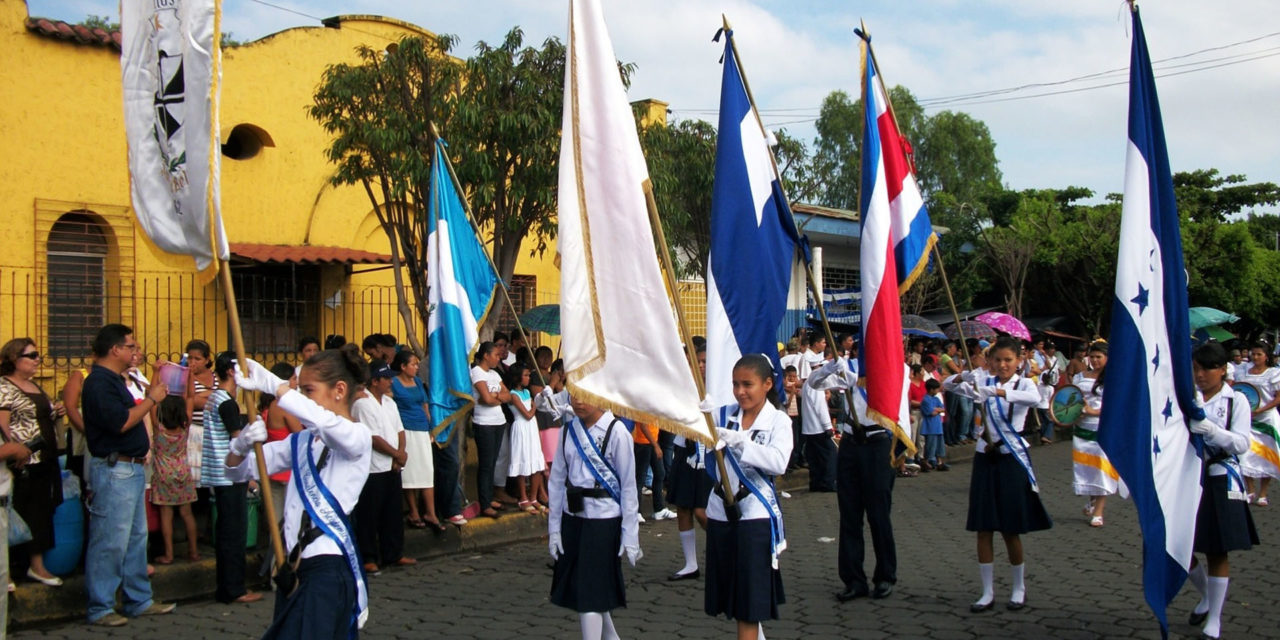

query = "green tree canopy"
[{"left": 638, "top": 117, "right": 716, "bottom": 278}]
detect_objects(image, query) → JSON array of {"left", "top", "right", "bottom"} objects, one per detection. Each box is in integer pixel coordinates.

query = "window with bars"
[
  {"left": 492, "top": 274, "right": 536, "bottom": 341},
  {"left": 47, "top": 213, "right": 109, "bottom": 357},
  {"left": 232, "top": 264, "right": 322, "bottom": 353}
]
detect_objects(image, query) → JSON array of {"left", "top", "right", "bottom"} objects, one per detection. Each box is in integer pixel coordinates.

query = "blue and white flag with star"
[{"left": 1097, "top": 8, "right": 1205, "bottom": 638}]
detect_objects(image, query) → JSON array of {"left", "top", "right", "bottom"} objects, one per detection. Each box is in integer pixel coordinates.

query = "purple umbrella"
[
  {"left": 974, "top": 311, "right": 1032, "bottom": 341},
  {"left": 944, "top": 320, "right": 997, "bottom": 341}
]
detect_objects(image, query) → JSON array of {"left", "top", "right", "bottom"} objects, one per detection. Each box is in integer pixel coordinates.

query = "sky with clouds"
[{"left": 30, "top": 0, "right": 1280, "bottom": 204}]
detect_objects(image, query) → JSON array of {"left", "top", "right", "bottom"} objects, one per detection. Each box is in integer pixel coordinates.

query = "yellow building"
[{"left": 0, "top": 1, "right": 560, "bottom": 393}]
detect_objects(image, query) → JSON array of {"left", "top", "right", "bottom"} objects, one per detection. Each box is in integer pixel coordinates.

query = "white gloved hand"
[
  {"left": 1189, "top": 419, "right": 1217, "bottom": 436},
  {"left": 974, "top": 386, "right": 998, "bottom": 402},
  {"left": 959, "top": 369, "right": 978, "bottom": 384},
  {"left": 230, "top": 418, "right": 268, "bottom": 457},
  {"left": 234, "top": 358, "right": 287, "bottom": 394},
  {"left": 549, "top": 532, "right": 564, "bottom": 560},
  {"left": 816, "top": 358, "right": 844, "bottom": 378},
  {"left": 619, "top": 543, "right": 643, "bottom": 567},
  {"left": 716, "top": 427, "right": 747, "bottom": 451},
  {"left": 539, "top": 387, "right": 556, "bottom": 404},
  {"left": 698, "top": 396, "right": 719, "bottom": 413}
]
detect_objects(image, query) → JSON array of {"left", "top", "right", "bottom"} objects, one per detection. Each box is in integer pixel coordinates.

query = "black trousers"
[
  {"left": 788, "top": 415, "right": 804, "bottom": 469},
  {"left": 837, "top": 434, "right": 896, "bottom": 590},
  {"left": 355, "top": 470, "right": 405, "bottom": 565},
  {"left": 433, "top": 435, "right": 463, "bottom": 518},
  {"left": 634, "top": 443, "right": 666, "bottom": 513},
  {"left": 212, "top": 483, "right": 248, "bottom": 603},
  {"left": 803, "top": 432, "right": 837, "bottom": 491},
  {"left": 473, "top": 423, "right": 505, "bottom": 508}
]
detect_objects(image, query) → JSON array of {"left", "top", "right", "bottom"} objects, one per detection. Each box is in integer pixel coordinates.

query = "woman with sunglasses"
[{"left": 0, "top": 339, "right": 67, "bottom": 586}]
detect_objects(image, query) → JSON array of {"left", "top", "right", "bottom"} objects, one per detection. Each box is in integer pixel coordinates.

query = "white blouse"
[{"left": 706, "top": 402, "right": 793, "bottom": 523}]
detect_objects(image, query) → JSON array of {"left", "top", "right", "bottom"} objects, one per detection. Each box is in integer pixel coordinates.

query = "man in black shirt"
[{"left": 82, "top": 324, "right": 173, "bottom": 627}]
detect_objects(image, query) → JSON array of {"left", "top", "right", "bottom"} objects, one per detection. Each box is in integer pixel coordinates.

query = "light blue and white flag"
[
  {"left": 1097, "top": 8, "right": 1204, "bottom": 637},
  {"left": 427, "top": 139, "right": 499, "bottom": 444},
  {"left": 704, "top": 27, "right": 807, "bottom": 407}
]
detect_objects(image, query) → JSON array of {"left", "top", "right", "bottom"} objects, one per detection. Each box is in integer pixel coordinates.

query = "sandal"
[
  {"left": 519, "top": 501, "right": 539, "bottom": 514},
  {"left": 447, "top": 514, "right": 468, "bottom": 526},
  {"left": 1090, "top": 516, "right": 1104, "bottom": 528},
  {"left": 482, "top": 507, "right": 501, "bottom": 518},
  {"left": 406, "top": 517, "right": 428, "bottom": 529},
  {"left": 421, "top": 518, "right": 448, "bottom": 533},
  {"left": 1258, "top": 496, "right": 1270, "bottom": 507}
]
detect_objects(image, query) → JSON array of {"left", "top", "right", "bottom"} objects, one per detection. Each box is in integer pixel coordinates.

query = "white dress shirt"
[
  {"left": 351, "top": 393, "right": 405, "bottom": 474},
  {"left": 706, "top": 402, "right": 793, "bottom": 523},
  {"left": 1198, "top": 386, "right": 1253, "bottom": 480},
  {"left": 227, "top": 390, "right": 372, "bottom": 559},
  {"left": 943, "top": 370, "right": 1040, "bottom": 454},
  {"left": 547, "top": 410, "right": 640, "bottom": 549}
]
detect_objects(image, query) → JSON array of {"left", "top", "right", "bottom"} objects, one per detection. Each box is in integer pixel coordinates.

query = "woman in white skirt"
[
  {"left": 389, "top": 351, "right": 441, "bottom": 531},
  {"left": 1237, "top": 342, "right": 1280, "bottom": 506},
  {"left": 1073, "top": 341, "right": 1120, "bottom": 527},
  {"left": 506, "top": 362, "right": 546, "bottom": 512}
]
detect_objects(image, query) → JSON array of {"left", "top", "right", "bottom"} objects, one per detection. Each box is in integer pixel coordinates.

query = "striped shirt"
[{"left": 200, "top": 388, "right": 240, "bottom": 487}]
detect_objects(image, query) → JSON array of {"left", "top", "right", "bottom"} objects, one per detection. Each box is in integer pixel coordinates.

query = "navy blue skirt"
[
  {"left": 667, "top": 442, "right": 712, "bottom": 510},
  {"left": 1194, "top": 474, "right": 1259, "bottom": 554},
  {"left": 705, "top": 519, "right": 784, "bottom": 623},
  {"left": 966, "top": 450, "right": 1052, "bottom": 534},
  {"left": 262, "top": 554, "right": 356, "bottom": 640},
  {"left": 550, "top": 514, "right": 626, "bottom": 613}
]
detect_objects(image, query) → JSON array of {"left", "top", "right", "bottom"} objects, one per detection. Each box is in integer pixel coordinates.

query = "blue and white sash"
[
  {"left": 983, "top": 376, "right": 1039, "bottom": 493},
  {"left": 567, "top": 419, "right": 621, "bottom": 503},
  {"left": 291, "top": 432, "right": 368, "bottom": 633},
  {"left": 706, "top": 406, "right": 787, "bottom": 568}
]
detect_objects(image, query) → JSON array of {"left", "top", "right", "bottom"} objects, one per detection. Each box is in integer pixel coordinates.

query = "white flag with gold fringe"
[
  {"left": 557, "top": 0, "right": 711, "bottom": 444},
  {"left": 121, "top": 0, "right": 229, "bottom": 279}
]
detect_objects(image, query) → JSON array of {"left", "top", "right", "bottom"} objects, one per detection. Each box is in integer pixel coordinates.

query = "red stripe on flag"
[
  {"left": 877, "top": 110, "right": 910, "bottom": 205},
  {"left": 864, "top": 236, "right": 903, "bottom": 422}
]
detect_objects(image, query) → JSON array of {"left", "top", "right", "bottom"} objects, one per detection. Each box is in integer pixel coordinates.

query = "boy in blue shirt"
[{"left": 920, "top": 379, "right": 949, "bottom": 471}]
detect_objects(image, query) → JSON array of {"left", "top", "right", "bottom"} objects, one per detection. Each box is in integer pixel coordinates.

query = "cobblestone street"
[{"left": 12, "top": 442, "right": 1278, "bottom": 639}]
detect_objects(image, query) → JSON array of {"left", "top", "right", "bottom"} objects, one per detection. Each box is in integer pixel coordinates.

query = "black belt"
[
  {"left": 566, "top": 486, "right": 611, "bottom": 499},
  {"left": 95, "top": 453, "right": 145, "bottom": 465},
  {"left": 840, "top": 425, "right": 889, "bottom": 441}
]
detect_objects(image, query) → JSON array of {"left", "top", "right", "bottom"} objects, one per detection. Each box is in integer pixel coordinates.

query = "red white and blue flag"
[
  {"left": 857, "top": 40, "right": 935, "bottom": 450},
  {"left": 1097, "top": 8, "right": 1204, "bottom": 637}
]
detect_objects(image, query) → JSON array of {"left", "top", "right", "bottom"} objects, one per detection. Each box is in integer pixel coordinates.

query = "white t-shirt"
[
  {"left": 352, "top": 393, "right": 406, "bottom": 474},
  {"left": 470, "top": 366, "right": 506, "bottom": 425}
]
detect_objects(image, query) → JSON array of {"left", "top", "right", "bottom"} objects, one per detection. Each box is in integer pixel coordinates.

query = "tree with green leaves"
[
  {"left": 638, "top": 117, "right": 717, "bottom": 278},
  {"left": 310, "top": 34, "right": 461, "bottom": 357}
]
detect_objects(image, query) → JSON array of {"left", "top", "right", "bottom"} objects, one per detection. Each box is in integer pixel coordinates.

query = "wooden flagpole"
[
  {"left": 642, "top": 182, "right": 737, "bottom": 506},
  {"left": 430, "top": 123, "right": 546, "bottom": 389},
  {"left": 218, "top": 261, "right": 286, "bottom": 569}
]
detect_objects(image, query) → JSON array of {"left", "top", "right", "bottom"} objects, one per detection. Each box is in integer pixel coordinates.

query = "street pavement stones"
[{"left": 11, "top": 442, "right": 1278, "bottom": 639}]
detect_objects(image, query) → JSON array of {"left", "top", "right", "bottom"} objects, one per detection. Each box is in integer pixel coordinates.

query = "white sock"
[
  {"left": 1203, "top": 577, "right": 1229, "bottom": 638},
  {"left": 975, "top": 563, "right": 994, "bottom": 606},
  {"left": 601, "top": 611, "right": 620, "bottom": 640},
  {"left": 579, "top": 612, "right": 603, "bottom": 640},
  {"left": 678, "top": 529, "right": 698, "bottom": 574},
  {"left": 757, "top": 623, "right": 766, "bottom": 640},
  {"left": 1188, "top": 562, "right": 1209, "bottom": 614},
  {"left": 1010, "top": 563, "right": 1026, "bottom": 603}
]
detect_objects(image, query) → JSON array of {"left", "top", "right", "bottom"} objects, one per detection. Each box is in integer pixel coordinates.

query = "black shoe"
[
  {"left": 936, "top": 463, "right": 951, "bottom": 471},
  {"left": 969, "top": 601, "right": 994, "bottom": 613},
  {"left": 1188, "top": 609, "right": 1209, "bottom": 626},
  {"left": 1006, "top": 599, "right": 1026, "bottom": 611},
  {"left": 872, "top": 582, "right": 894, "bottom": 599},
  {"left": 667, "top": 569, "right": 700, "bottom": 581},
  {"left": 1200, "top": 634, "right": 1219, "bottom": 640},
  {"left": 835, "top": 586, "right": 869, "bottom": 602}
]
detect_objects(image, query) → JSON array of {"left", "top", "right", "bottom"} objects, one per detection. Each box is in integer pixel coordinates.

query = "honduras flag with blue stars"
[
  {"left": 427, "top": 138, "right": 499, "bottom": 445},
  {"left": 1096, "top": 8, "right": 1205, "bottom": 638}
]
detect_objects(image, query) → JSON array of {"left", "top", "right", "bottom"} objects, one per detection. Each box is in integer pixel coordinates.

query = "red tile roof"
[
  {"left": 25, "top": 17, "right": 123, "bottom": 50},
  {"left": 229, "top": 243, "right": 392, "bottom": 266}
]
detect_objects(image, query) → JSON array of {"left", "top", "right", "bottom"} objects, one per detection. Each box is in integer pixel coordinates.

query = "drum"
[
  {"left": 1049, "top": 384, "right": 1086, "bottom": 426},
  {"left": 1234, "top": 381, "right": 1261, "bottom": 412}
]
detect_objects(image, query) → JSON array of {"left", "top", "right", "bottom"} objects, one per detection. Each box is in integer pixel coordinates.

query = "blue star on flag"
[
  {"left": 1151, "top": 345, "right": 1160, "bottom": 370},
  {"left": 1131, "top": 284, "right": 1150, "bottom": 314},
  {"left": 1161, "top": 398, "right": 1173, "bottom": 423}
]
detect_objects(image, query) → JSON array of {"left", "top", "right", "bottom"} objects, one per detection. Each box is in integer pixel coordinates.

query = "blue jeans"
[
  {"left": 86, "top": 457, "right": 152, "bottom": 621},
  {"left": 924, "top": 434, "right": 946, "bottom": 464},
  {"left": 1038, "top": 409, "right": 1054, "bottom": 441}
]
